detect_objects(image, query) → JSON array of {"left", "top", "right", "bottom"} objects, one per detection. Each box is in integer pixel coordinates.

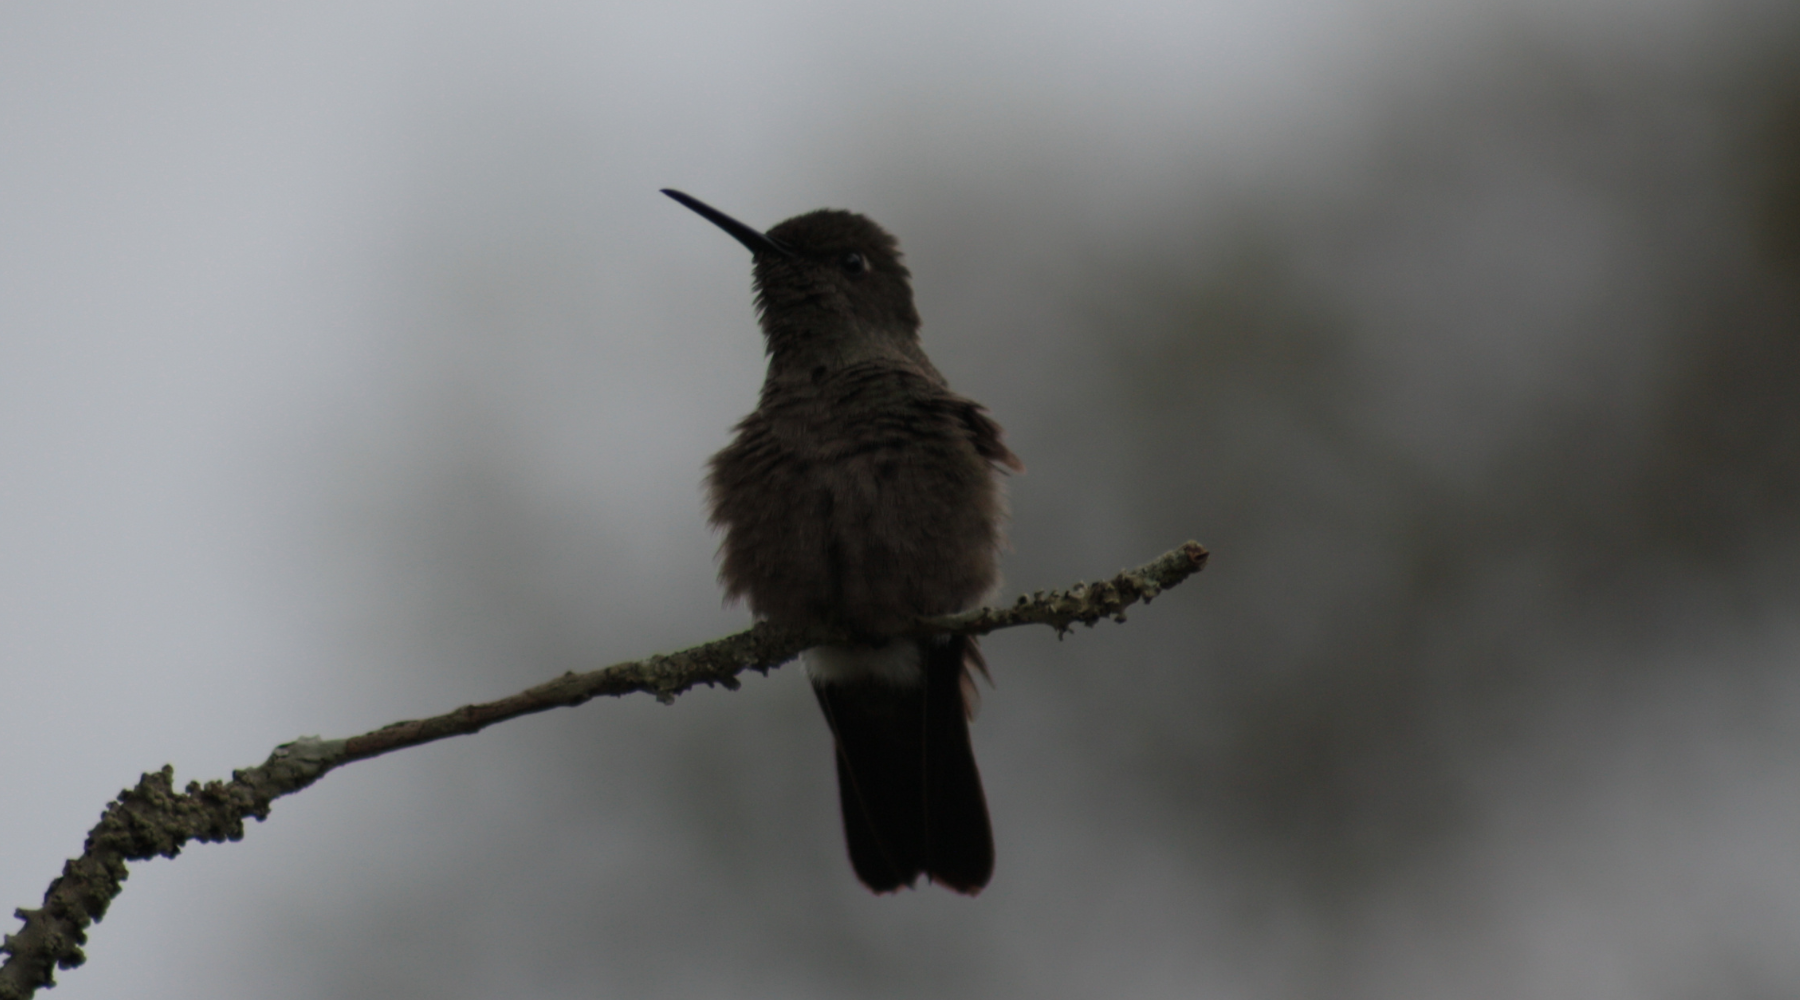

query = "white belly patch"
[{"left": 804, "top": 641, "right": 924, "bottom": 687}]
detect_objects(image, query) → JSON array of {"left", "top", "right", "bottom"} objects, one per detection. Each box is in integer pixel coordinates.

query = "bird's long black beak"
[{"left": 662, "top": 189, "right": 794, "bottom": 258}]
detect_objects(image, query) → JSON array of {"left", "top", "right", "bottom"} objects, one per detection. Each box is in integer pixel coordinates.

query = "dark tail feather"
[
  {"left": 922, "top": 636, "right": 995, "bottom": 893},
  {"left": 812, "top": 635, "right": 994, "bottom": 895}
]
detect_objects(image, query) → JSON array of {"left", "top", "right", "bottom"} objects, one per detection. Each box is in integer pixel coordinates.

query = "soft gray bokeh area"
[{"left": 4, "top": 2, "right": 1798, "bottom": 997}]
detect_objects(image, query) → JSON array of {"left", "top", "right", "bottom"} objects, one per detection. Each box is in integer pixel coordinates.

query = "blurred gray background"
[{"left": 4, "top": 1, "right": 1799, "bottom": 997}]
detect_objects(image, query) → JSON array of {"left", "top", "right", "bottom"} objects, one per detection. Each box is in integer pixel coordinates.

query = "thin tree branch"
[{"left": 0, "top": 541, "right": 1206, "bottom": 1000}]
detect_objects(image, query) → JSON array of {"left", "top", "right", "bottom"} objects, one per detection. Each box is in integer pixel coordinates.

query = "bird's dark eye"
[{"left": 840, "top": 252, "right": 867, "bottom": 275}]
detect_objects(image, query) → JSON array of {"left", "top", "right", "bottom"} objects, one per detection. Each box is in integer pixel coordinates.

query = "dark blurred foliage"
[
  {"left": 1062, "top": 17, "right": 1800, "bottom": 904},
  {"left": 303, "top": 14, "right": 1800, "bottom": 999},
  {"left": 1032, "top": 19, "right": 1800, "bottom": 968}
]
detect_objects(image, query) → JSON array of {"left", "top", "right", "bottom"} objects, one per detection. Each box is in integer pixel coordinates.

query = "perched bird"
[{"left": 664, "top": 189, "right": 1021, "bottom": 895}]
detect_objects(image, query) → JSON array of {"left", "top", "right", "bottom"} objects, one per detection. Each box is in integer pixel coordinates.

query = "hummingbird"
[{"left": 663, "top": 189, "right": 1021, "bottom": 895}]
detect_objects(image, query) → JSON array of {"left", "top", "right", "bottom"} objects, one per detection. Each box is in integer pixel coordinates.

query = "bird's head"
[{"left": 663, "top": 190, "right": 924, "bottom": 369}]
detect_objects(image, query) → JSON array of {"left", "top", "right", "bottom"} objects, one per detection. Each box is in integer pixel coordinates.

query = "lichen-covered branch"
[
  {"left": 926, "top": 540, "right": 1208, "bottom": 636},
  {"left": 0, "top": 541, "right": 1206, "bottom": 1000}
]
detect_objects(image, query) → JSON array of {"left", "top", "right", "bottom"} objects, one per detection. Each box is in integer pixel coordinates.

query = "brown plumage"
[{"left": 665, "top": 191, "right": 1020, "bottom": 894}]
